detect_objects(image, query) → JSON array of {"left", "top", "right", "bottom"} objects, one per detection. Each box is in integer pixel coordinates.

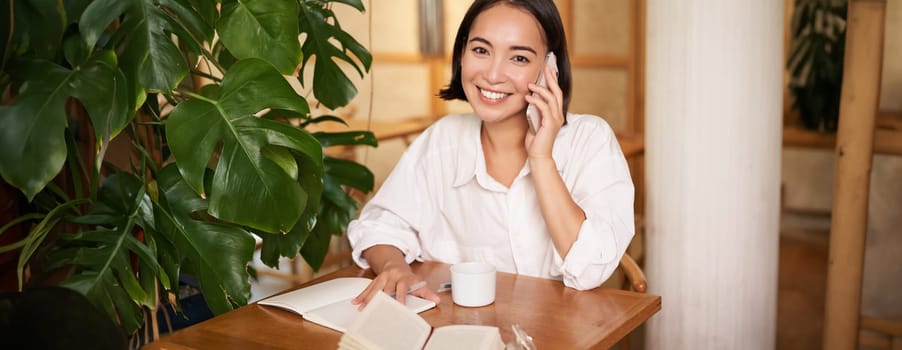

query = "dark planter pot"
[{"left": 0, "top": 287, "right": 128, "bottom": 350}]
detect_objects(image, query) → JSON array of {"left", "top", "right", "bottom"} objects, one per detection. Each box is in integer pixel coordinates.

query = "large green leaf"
[
  {"left": 46, "top": 173, "right": 160, "bottom": 334},
  {"left": 298, "top": 156, "right": 373, "bottom": 271},
  {"left": 298, "top": 1, "right": 372, "bottom": 109},
  {"left": 301, "top": 175, "right": 354, "bottom": 271},
  {"left": 300, "top": 215, "right": 333, "bottom": 271},
  {"left": 155, "top": 165, "right": 255, "bottom": 314},
  {"left": 166, "top": 58, "right": 320, "bottom": 233},
  {"left": 81, "top": 0, "right": 210, "bottom": 92},
  {"left": 64, "top": 0, "right": 94, "bottom": 24},
  {"left": 184, "top": 0, "right": 220, "bottom": 29},
  {"left": 69, "top": 51, "right": 131, "bottom": 170},
  {"left": 12, "top": 199, "right": 87, "bottom": 291},
  {"left": 162, "top": 0, "right": 216, "bottom": 45},
  {"left": 256, "top": 123, "right": 375, "bottom": 268},
  {"left": 257, "top": 147, "right": 325, "bottom": 267},
  {"left": 0, "top": 63, "right": 70, "bottom": 200},
  {"left": 79, "top": 0, "right": 129, "bottom": 50},
  {"left": 11, "top": 0, "right": 66, "bottom": 60},
  {"left": 320, "top": 0, "right": 365, "bottom": 12},
  {"left": 257, "top": 219, "right": 310, "bottom": 268},
  {"left": 323, "top": 156, "right": 374, "bottom": 193},
  {"left": 0, "top": 52, "right": 128, "bottom": 200},
  {"left": 313, "top": 130, "right": 376, "bottom": 148},
  {"left": 117, "top": 0, "right": 186, "bottom": 92},
  {"left": 218, "top": 0, "right": 302, "bottom": 75}
]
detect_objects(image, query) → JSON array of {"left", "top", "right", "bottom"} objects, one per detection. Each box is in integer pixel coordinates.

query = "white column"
[{"left": 644, "top": 1, "right": 784, "bottom": 349}]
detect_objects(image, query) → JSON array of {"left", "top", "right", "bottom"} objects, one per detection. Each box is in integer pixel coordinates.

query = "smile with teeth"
[{"left": 480, "top": 88, "right": 509, "bottom": 101}]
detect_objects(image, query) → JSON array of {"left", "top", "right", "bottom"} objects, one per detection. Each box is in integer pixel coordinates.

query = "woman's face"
[{"left": 461, "top": 4, "right": 547, "bottom": 125}]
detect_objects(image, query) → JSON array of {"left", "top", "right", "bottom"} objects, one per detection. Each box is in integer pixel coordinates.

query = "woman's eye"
[
  {"left": 472, "top": 47, "right": 488, "bottom": 55},
  {"left": 512, "top": 56, "right": 530, "bottom": 63}
]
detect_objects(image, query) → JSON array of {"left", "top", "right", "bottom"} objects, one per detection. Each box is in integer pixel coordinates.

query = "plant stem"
[
  {"left": 1, "top": 0, "right": 13, "bottom": 74},
  {"left": 190, "top": 69, "right": 222, "bottom": 83},
  {"left": 0, "top": 213, "right": 45, "bottom": 237},
  {"left": 175, "top": 89, "right": 217, "bottom": 104}
]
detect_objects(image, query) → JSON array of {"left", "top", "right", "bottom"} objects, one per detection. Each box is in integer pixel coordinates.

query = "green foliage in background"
[
  {"left": 787, "top": 0, "right": 847, "bottom": 132},
  {"left": 0, "top": 0, "right": 375, "bottom": 335}
]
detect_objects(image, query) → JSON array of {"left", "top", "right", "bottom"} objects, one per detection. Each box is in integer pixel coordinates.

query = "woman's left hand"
[{"left": 524, "top": 64, "right": 564, "bottom": 159}]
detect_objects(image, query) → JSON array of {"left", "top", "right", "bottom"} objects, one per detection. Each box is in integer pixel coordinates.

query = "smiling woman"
[
  {"left": 345, "top": 0, "right": 635, "bottom": 309},
  {"left": 440, "top": 0, "right": 573, "bottom": 119}
]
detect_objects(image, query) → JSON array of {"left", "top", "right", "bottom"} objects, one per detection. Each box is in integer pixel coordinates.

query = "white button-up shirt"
[{"left": 347, "top": 113, "right": 634, "bottom": 290}]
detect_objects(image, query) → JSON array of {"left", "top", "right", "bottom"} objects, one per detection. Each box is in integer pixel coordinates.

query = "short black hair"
[{"left": 438, "top": 0, "right": 572, "bottom": 116}]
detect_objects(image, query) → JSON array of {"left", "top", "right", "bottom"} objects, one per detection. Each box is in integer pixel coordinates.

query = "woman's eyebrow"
[
  {"left": 468, "top": 37, "right": 537, "bottom": 55},
  {"left": 468, "top": 37, "right": 493, "bottom": 47},
  {"left": 510, "top": 45, "right": 537, "bottom": 55}
]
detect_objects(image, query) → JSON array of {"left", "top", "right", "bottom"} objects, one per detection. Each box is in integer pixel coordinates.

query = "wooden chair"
[
  {"left": 619, "top": 253, "right": 647, "bottom": 294},
  {"left": 612, "top": 252, "right": 647, "bottom": 350},
  {"left": 858, "top": 317, "right": 902, "bottom": 350},
  {"left": 612, "top": 217, "right": 648, "bottom": 350},
  {"left": 611, "top": 214, "right": 648, "bottom": 293}
]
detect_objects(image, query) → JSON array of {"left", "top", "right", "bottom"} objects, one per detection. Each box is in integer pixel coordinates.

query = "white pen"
[{"left": 388, "top": 280, "right": 427, "bottom": 298}]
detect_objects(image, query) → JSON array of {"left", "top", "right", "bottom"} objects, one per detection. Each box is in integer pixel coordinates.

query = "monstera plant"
[
  {"left": 787, "top": 0, "right": 847, "bottom": 131},
  {"left": 0, "top": 0, "right": 375, "bottom": 338}
]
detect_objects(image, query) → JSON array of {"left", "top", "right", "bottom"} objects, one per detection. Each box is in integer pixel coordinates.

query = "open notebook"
[
  {"left": 257, "top": 277, "right": 436, "bottom": 333},
  {"left": 339, "top": 292, "right": 505, "bottom": 350}
]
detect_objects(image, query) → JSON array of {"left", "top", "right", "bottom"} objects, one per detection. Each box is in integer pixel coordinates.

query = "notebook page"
[
  {"left": 424, "top": 325, "right": 505, "bottom": 350},
  {"left": 302, "top": 299, "right": 360, "bottom": 333},
  {"left": 258, "top": 277, "right": 371, "bottom": 314},
  {"left": 344, "top": 292, "right": 432, "bottom": 350}
]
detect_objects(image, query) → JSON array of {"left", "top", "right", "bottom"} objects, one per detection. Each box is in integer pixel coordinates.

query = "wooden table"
[{"left": 147, "top": 262, "right": 661, "bottom": 349}]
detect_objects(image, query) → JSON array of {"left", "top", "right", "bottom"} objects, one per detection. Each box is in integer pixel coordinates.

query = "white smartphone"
[{"left": 526, "top": 51, "right": 559, "bottom": 133}]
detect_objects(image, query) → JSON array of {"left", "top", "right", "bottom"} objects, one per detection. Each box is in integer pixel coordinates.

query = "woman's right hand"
[{"left": 351, "top": 246, "right": 441, "bottom": 309}]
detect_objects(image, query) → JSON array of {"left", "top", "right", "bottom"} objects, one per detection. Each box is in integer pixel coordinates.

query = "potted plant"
[
  {"left": 0, "top": 0, "right": 375, "bottom": 341},
  {"left": 787, "top": 0, "right": 848, "bottom": 132}
]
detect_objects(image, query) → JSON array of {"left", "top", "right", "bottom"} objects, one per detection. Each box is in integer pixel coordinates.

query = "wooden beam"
[
  {"left": 570, "top": 55, "right": 630, "bottom": 67},
  {"left": 823, "top": 1, "right": 887, "bottom": 349},
  {"left": 372, "top": 53, "right": 426, "bottom": 63},
  {"left": 782, "top": 113, "right": 902, "bottom": 156}
]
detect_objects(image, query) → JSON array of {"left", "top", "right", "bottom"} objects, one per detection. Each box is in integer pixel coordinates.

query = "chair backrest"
[
  {"left": 619, "top": 253, "right": 647, "bottom": 293},
  {"left": 619, "top": 214, "right": 647, "bottom": 293}
]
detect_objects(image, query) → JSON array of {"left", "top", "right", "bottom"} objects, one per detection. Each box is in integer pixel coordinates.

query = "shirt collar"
[
  {"left": 451, "top": 113, "right": 572, "bottom": 188},
  {"left": 452, "top": 114, "right": 482, "bottom": 187}
]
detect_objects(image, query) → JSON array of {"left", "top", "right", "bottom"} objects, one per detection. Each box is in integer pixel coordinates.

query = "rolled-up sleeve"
[
  {"left": 552, "top": 122, "right": 635, "bottom": 290},
  {"left": 347, "top": 131, "right": 432, "bottom": 269}
]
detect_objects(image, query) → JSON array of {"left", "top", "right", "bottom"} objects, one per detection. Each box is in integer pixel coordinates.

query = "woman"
[{"left": 349, "top": 0, "right": 634, "bottom": 307}]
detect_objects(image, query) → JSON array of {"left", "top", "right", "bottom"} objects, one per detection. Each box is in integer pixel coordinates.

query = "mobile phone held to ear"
[{"left": 526, "top": 51, "right": 559, "bottom": 133}]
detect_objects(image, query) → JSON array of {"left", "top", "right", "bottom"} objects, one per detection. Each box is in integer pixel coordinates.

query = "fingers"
[
  {"left": 527, "top": 67, "right": 563, "bottom": 127},
  {"left": 525, "top": 92, "right": 560, "bottom": 120},
  {"left": 525, "top": 91, "right": 562, "bottom": 131},
  {"left": 544, "top": 65, "right": 563, "bottom": 104},
  {"left": 393, "top": 280, "right": 410, "bottom": 304},
  {"left": 350, "top": 271, "right": 433, "bottom": 310},
  {"left": 412, "top": 288, "right": 442, "bottom": 305},
  {"left": 525, "top": 67, "right": 563, "bottom": 157},
  {"left": 351, "top": 277, "right": 386, "bottom": 310}
]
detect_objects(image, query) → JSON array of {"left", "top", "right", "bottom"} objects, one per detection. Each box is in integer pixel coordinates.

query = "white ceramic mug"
[{"left": 450, "top": 262, "right": 496, "bottom": 307}]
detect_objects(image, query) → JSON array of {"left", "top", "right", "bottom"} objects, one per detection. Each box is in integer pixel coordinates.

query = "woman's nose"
[{"left": 484, "top": 58, "right": 506, "bottom": 84}]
